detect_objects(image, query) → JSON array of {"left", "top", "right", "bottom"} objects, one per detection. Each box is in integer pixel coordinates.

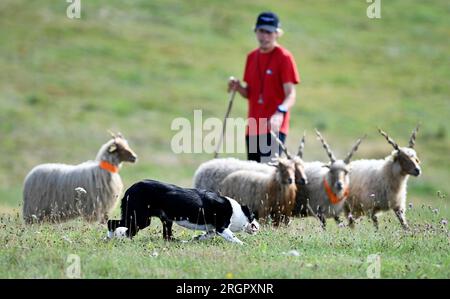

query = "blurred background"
[{"left": 0, "top": 0, "right": 448, "bottom": 217}]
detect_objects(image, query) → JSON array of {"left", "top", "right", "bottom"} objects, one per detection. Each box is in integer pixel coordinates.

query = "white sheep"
[
  {"left": 22, "top": 132, "right": 137, "bottom": 223},
  {"left": 193, "top": 132, "right": 307, "bottom": 192},
  {"left": 345, "top": 126, "right": 421, "bottom": 229},
  {"left": 194, "top": 157, "right": 272, "bottom": 191},
  {"left": 294, "top": 130, "right": 364, "bottom": 228},
  {"left": 219, "top": 157, "right": 297, "bottom": 226}
]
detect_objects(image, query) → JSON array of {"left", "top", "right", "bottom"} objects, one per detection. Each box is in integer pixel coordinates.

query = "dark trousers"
[{"left": 245, "top": 132, "right": 286, "bottom": 163}]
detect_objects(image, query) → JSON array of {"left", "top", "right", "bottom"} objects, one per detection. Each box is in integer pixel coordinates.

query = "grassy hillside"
[{"left": 0, "top": 0, "right": 448, "bottom": 278}]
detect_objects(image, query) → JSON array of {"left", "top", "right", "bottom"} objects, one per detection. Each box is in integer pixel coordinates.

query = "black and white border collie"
[{"left": 107, "top": 179, "right": 259, "bottom": 244}]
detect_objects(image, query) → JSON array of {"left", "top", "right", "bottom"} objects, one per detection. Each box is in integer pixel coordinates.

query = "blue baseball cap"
[{"left": 254, "top": 12, "right": 280, "bottom": 33}]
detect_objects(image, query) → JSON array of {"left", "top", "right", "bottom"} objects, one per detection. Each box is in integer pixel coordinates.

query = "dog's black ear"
[{"left": 241, "top": 205, "right": 254, "bottom": 221}]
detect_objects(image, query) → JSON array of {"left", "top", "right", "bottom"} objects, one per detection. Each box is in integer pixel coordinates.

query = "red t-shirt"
[{"left": 243, "top": 45, "right": 300, "bottom": 136}]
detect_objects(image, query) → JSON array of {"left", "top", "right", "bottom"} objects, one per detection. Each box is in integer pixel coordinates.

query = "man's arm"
[
  {"left": 270, "top": 82, "right": 296, "bottom": 131},
  {"left": 228, "top": 78, "right": 248, "bottom": 99},
  {"left": 280, "top": 82, "right": 296, "bottom": 110}
]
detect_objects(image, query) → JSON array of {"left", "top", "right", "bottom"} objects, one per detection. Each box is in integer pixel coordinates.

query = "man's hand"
[
  {"left": 270, "top": 112, "right": 284, "bottom": 132},
  {"left": 228, "top": 77, "right": 240, "bottom": 93},
  {"left": 227, "top": 77, "right": 248, "bottom": 98}
]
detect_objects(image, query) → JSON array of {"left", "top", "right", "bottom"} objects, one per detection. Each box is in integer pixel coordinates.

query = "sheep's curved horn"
[
  {"left": 270, "top": 130, "right": 292, "bottom": 159},
  {"left": 297, "top": 131, "right": 306, "bottom": 159},
  {"left": 408, "top": 124, "right": 420, "bottom": 148},
  {"left": 315, "top": 129, "right": 336, "bottom": 163},
  {"left": 378, "top": 128, "right": 399, "bottom": 150},
  {"left": 344, "top": 135, "right": 366, "bottom": 164}
]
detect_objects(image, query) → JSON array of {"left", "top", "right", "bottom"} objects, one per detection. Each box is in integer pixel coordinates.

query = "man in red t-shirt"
[{"left": 228, "top": 11, "right": 300, "bottom": 162}]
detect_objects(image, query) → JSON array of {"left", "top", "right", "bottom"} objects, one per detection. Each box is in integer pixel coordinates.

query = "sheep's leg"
[
  {"left": 393, "top": 208, "right": 409, "bottom": 230},
  {"left": 343, "top": 201, "right": 355, "bottom": 228},
  {"left": 314, "top": 206, "right": 327, "bottom": 229},
  {"left": 347, "top": 214, "right": 356, "bottom": 228},
  {"left": 334, "top": 216, "right": 344, "bottom": 227},
  {"left": 370, "top": 211, "right": 379, "bottom": 230},
  {"left": 284, "top": 215, "right": 291, "bottom": 226},
  {"left": 100, "top": 212, "right": 109, "bottom": 224},
  {"left": 83, "top": 214, "right": 95, "bottom": 222},
  {"left": 305, "top": 204, "right": 325, "bottom": 229},
  {"left": 317, "top": 212, "right": 327, "bottom": 230},
  {"left": 271, "top": 212, "right": 282, "bottom": 227},
  {"left": 299, "top": 203, "right": 308, "bottom": 218}
]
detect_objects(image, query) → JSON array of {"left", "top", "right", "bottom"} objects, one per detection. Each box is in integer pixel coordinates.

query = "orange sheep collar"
[
  {"left": 323, "top": 177, "right": 348, "bottom": 205},
  {"left": 99, "top": 161, "right": 119, "bottom": 174}
]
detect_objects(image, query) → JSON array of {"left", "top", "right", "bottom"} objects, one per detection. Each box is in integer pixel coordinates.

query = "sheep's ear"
[
  {"left": 268, "top": 161, "right": 278, "bottom": 167},
  {"left": 392, "top": 150, "right": 400, "bottom": 159},
  {"left": 322, "top": 163, "right": 330, "bottom": 169},
  {"left": 107, "top": 130, "right": 116, "bottom": 139},
  {"left": 108, "top": 143, "right": 117, "bottom": 153},
  {"left": 116, "top": 132, "right": 124, "bottom": 138}
]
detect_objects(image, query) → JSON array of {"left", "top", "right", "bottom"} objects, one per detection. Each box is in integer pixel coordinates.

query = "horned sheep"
[
  {"left": 345, "top": 126, "right": 421, "bottom": 229},
  {"left": 294, "top": 130, "right": 364, "bottom": 228}
]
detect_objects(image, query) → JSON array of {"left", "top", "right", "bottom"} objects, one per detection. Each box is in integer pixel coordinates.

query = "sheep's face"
[
  {"left": 326, "top": 160, "right": 350, "bottom": 197},
  {"left": 273, "top": 158, "right": 296, "bottom": 185},
  {"left": 379, "top": 125, "right": 421, "bottom": 177},
  {"left": 395, "top": 147, "right": 421, "bottom": 177},
  {"left": 110, "top": 137, "right": 138, "bottom": 163},
  {"left": 315, "top": 129, "right": 362, "bottom": 197},
  {"left": 292, "top": 156, "right": 308, "bottom": 186}
]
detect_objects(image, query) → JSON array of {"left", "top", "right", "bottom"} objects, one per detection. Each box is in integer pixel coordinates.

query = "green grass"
[
  {"left": 0, "top": 0, "right": 449, "bottom": 278},
  {"left": 1, "top": 207, "right": 449, "bottom": 278}
]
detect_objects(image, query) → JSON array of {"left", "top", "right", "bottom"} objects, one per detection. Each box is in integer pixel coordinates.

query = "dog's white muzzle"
[{"left": 245, "top": 220, "right": 260, "bottom": 234}]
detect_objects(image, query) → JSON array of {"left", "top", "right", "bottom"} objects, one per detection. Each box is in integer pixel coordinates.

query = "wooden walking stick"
[
  {"left": 214, "top": 76, "right": 237, "bottom": 158},
  {"left": 270, "top": 130, "right": 292, "bottom": 159}
]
